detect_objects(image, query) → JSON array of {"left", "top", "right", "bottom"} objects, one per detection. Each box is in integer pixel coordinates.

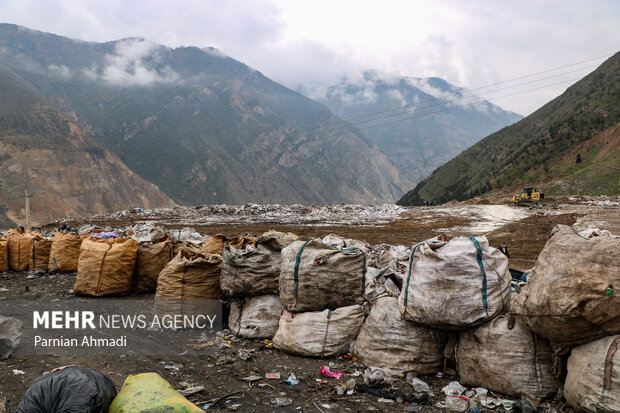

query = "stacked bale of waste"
[
  {"left": 155, "top": 249, "right": 223, "bottom": 315},
  {"left": 565, "top": 335, "right": 620, "bottom": 412},
  {"left": 6, "top": 229, "right": 42, "bottom": 272},
  {"left": 74, "top": 236, "right": 139, "bottom": 297},
  {"left": 510, "top": 225, "right": 620, "bottom": 412},
  {"left": 133, "top": 237, "right": 173, "bottom": 294},
  {"left": 353, "top": 295, "right": 448, "bottom": 375},
  {"left": 456, "top": 315, "right": 561, "bottom": 398},
  {"left": 399, "top": 236, "right": 511, "bottom": 329},
  {"left": 0, "top": 236, "right": 9, "bottom": 272},
  {"left": 273, "top": 239, "right": 366, "bottom": 357},
  {"left": 223, "top": 235, "right": 284, "bottom": 339},
  {"left": 29, "top": 237, "right": 52, "bottom": 272},
  {"left": 48, "top": 231, "right": 83, "bottom": 272}
]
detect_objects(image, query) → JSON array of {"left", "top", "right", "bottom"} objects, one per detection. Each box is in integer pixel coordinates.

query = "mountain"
[
  {"left": 0, "top": 24, "right": 407, "bottom": 205},
  {"left": 304, "top": 71, "right": 522, "bottom": 183},
  {"left": 0, "top": 63, "right": 175, "bottom": 227},
  {"left": 397, "top": 52, "right": 620, "bottom": 205}
]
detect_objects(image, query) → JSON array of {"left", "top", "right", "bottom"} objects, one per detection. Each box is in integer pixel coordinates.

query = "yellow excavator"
[{"left": 513, "top": 187, "right": 545, "bottom": 206}]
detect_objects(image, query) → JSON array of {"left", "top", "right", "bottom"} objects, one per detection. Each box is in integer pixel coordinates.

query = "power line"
[
  {"left": 315, "top": 77, "right": 583, "bottom": 141},
  {"left": 287, "top": 53, "right": 612, "bottom": 139},
  {"left": 290, "top": 64, "right": 598, "bottom": 140}
]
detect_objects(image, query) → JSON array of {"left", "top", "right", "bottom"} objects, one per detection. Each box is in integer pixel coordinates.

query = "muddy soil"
[{"left": 1, "top": 203, "right": 618, "bottom": 412}]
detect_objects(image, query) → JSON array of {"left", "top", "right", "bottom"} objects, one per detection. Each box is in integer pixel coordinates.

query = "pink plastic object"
[{"left": 320, "top": 366, "right": 343, "bottom": 379}]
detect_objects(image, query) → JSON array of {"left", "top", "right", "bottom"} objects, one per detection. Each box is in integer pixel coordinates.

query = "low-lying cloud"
[{"left": 100, "top": 39, "right": 180, "bottom": 86}]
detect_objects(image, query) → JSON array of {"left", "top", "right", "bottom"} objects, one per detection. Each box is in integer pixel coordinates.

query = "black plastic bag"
[{"left": 16, "top": 366, "right": 116, "bottom": 413}]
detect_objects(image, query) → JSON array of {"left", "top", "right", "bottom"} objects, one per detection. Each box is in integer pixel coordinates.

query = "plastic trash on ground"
[
  {"left": 109, "top": 372, "right": 202, "bottom": 412},
  {"left": 16, "top": 366, "right": 116, "bottom": 413}
]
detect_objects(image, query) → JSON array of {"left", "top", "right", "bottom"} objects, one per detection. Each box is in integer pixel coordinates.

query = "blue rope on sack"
[
  {"left": 293, "top": 240, "right": 310, "bottom": 310},
  {"left": 469, "top": 236, "right": 489, "bottom": 317},
  {"left": 402, "top": 242, "right": 424, "bottom": 311}
]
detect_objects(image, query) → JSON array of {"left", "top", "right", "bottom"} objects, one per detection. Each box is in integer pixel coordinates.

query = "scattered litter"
[
  {"left": 271, "top": 397, "right": 292, "bottom": 407},
  {"left": 13, "top": 369, "right": 25, "bottom": 375},
  {"left": 241, "top": 375, "right": 262, "bottom": 382},
  {"left": 320, "top": 366, "right": 343, "bottom": 379},
  {"left": 163, "top": 365, "right": 180, "bottom": 372},
  {"left": 442, "top": 381, "right": 465, "bottom": 396},
  {"left": 363, "top": 367, "right": 392, "bottom": 386},
  {"left": 283, "top": 372, "right": 299, "bottom": 386},
  {"left": 178, "top": 386, "right": 205, "bottom": 397},
  {"left": 216, "top": 355, "right": 236, "bottom": 365},
  {"left": 237, "top": 349, "right": 254, "bottom": 361},
  {"left": 265, "top": 372, "right": 280, "bottom": 380},
  {"left": 446, "top": 395, "right": 469, "bottom": 412}
]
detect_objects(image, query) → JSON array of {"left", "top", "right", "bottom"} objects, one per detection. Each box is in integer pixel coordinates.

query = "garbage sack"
[
  {"left": 169, "top": 227, "right": 204, "bottom": 244},
  {"left": 48, "top": 232, "right": 83, "bottom": 272},
  {"left": 229, "top": 233, "right": 258, "bottom": 250},
  {"left": 368, "top": 244, "right": 410, "bottom": 272},
  {"left": 456, "top": 315, "right": 561, "bottom": 398},
  {"left": 262, "top": 230, "right": 300, "bottom": 248},
  {"left": 280, "top": 239, "right": 366, "bottom": 312},
  {"left": 155, "top": 250, "right": 222, "bottom": 301},
  {"left": 127, "top": 223, "right": 167, "bottom": 242},
  {"left": 322, "top": 234, "right": 369, "bottom": 253},
  {"left": 29, "top": 238, "right": 52, "bottom": 272},
  {"left": 399, "top": 236, "right": 510, "bottom": 329},
  {"left": 364, "top": 267, "right": 402, "bottom": 302},
  {"left": 229, "top": 295, "right": 283, "bottom": 339},
  {"left": 173, "top": 239, "right": 203, "bottom": 256},
  {"left": 16, "top": 366, "right": 116, "bottom": 413},
  {"left": 354, "top": 296, "right": 447, "bottom": 375},
  {"left": 0, "top": 238, "right": 8, "bottom": 272},
  {"left": 221, "top": 237, "right": 282, "bottom": 298},
  {"left": 202, "top": 233, "right": 228, "bottom": 254},
  {"left": 0, "top": 315, "right": 23, "bottom": 359},
  {"left": 133, "top": 238, "right": 174, "bottom": 294},
  {"left": 565, "top": 335, "right": 620, "bottom": 412},
  {"left": 73, "top": 237, "right": 138, "bottom": 297},
  {"left": 511, "top": 225, "right": 620, "bottom": 347},
  {"left": 7, "top": 229, "right": 41, "bottom": 271},
  {"left": 272, "top": 304, "right": 364, "bottom": 357},
  {"left": 108, "top": 372, "right": 202, "bottom": 413}
]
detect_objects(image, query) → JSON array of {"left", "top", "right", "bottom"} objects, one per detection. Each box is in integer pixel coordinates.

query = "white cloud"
[
  {"left": 99, "top": 39, "right": 180, "bottom": 86},
  {"left": 1, "top": 0, "right": 618, "bottom": 113}
]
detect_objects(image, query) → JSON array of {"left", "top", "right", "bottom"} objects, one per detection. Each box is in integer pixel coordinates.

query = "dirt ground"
[{"left": 1, "top": 202, "right": 618, "bottom": 412}]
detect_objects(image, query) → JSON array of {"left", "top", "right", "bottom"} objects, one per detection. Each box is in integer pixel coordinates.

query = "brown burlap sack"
[
  {"left": 511, "top": 225, "right": 620, "bottom": 347},
  {"left": 399, "top": 236, "right": 511, "bottom": 330},
  {"left": 565, "top": 335, "right": 620, "bottom": 412},
  {"left": 133, "top": 239, "right": 174, "bottom": 294},
  {"left": 7, "top": 230, "right": 42, "bottom": 271},
  {"left": 228, "top": 233, "right": 258, "bottom": 250},
  {"left": 0, "top": 238, "right": 9, "bottom": 272},
  {"left": 261, "top": 230, "right": 299, "bottom": 249},
  {"left": 74, "top": 237, "right": 138, "bottom": 297},
  {"left": 353, "top": 296, "right": 447, "bottom": 375},
  {"left": 29, "top": 239, "right": 52, "bottom": 272},
  {"left": 221, "top": 237, "right": 281, "bottom": 298},
  {"left": 202, "top": 234, "right": 228, "bottom": 254},
  {"left": 48, "top": 232, "right": 83, "bottom": 272},
  {"left": 457, "top": 315, "right": 561, "bottom": 398},
  {"left": 155, "top": 251, "right": 222, "bottom": 301},
  {"left": 173, "top": 241, "right": 202, "bottom": 257},
  {"left": 280, "top": 239, "right": 366, "bottom": 312},
  {"left": 229, "top": 295, "right": 283, "bottom": 339},
  {"left": 272, "top": 304, "right": 364, "bottom": 357}
]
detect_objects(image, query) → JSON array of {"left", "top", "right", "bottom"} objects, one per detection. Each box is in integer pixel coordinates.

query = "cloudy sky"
[{"left": 1, "top": 0, "right": 618, "bottom": 115}]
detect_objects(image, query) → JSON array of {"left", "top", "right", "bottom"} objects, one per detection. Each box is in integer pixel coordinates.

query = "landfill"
[{"left": 1, "top": 201, "right": 619, "bottom": 412}]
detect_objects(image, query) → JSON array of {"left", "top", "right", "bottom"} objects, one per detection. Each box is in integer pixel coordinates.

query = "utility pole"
[{"left": 22, "top": 188, "right": 32, "bottom": 229}]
